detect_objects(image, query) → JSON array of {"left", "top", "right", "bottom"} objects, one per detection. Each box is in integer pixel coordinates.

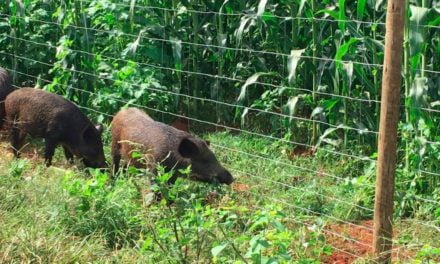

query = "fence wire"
[
  {"left": 5, "top": 68, "right": 375, "bottom": 246},
  {"left": 6, "top": 67, "right": 440, "bottom": 246},
  {"left": 0, "top": 1, "right": 439, "bottom": 262},
  {"left": 0, "top": 13, "right": 386, "bottom": 68},
  {"left": 80, "top": 0, "right": 440, "bottom": 30},
  {"left": 2, "top": 51, "right": 378, "bottom": 163}
]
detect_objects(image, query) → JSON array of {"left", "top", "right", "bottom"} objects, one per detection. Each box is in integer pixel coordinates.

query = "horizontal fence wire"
[
  {"left": 417, "top": 169, "right": 440, "bottom": 177},
  {"left": 117, "top": 1, "right": 384, "bottom": 26},
  {"left": 5, "top": 51, "right": 440, "bottom": 185},
  {"left": 411, "top": 196, "right": 440, "bottom": 206},
  {"left": 5, "top": 34, "right": 440, "bottom": 117},
  {"left": 243, "top": 188, "right": 375, "bottom": 246},
  {"left": 228, "top": 167, "right": 373, "bottom": 212},
  {"left": 8, "top": 67, "right": 440, "bottom": 218},
  {"left": 8, "top": 68, "right": 440, "bottom": 225},
  {"left": 3, "top": 32, "right": 439, "bottom": 197},
  {"left": 6, "top": 67, "right": 438, "bottom": 248},
  {"left": 6, "top": 67, "right": 373, "bottom": 185},
  {"left": 1, "top": 14, "right": 438, "bottom": 95},
  {"left": 86, "top": 0, "right": 440, "bottom": 30},
  {"left": 248, "top": 199, "right": 376, "bottom": 261},
  {"left": 210, "top": 143, "right": 371, "bottom": 187},
  {"left": 219, "top": 186, "right": 375, "bottom": 260},
  {"left": 5, "top": 72, "right": 379, "bottom": 252},
  {"left": 0, "top": 13, "right": 384, "bottom": 68},
  {"left": 400, "top": 219, "right": 440, "bottom": 233},
  {"left": 0, "top": 12, "right": 421, "bottom": 78},
  {"left": 424, "top": 69, "right": 440, "bottom": 74},
  {"left": 3, "top": 34, "right": 382, "bottom": 105},
  {"left": 425, "top": 140, "right": 440, "bottom": 146},
  {"left": 4, "top": 33, "right": 438, "bottom": 131},
  {"left": 6, "top": 70, "right": 376, "bottom": 220},
  {"left": 82, "top": 0, "right": 384, "bottom": 26},
  {"left": 1, "top": 51, "right": 377, "bottom": 163},
  {"left": 415, "top": 107, "right": 440, "bottom": 114},
  {"left": 2, "top": 35, "right": 379, "bottom": 135}
]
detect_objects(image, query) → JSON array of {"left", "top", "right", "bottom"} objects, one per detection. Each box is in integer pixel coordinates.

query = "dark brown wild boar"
[
  {"left": 0, "top": 67, "right": 13, "bottom": 130},
  {"left": 4, "top": 88, "right": 107, "bottom": 168},
  {"left": 111, "top": 107, "right": 234, "bottom": 185}
]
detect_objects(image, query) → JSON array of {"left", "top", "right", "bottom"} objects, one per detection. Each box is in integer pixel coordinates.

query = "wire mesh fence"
[{"left": 0, "top": 0, "right": 439, "bottom": 262}]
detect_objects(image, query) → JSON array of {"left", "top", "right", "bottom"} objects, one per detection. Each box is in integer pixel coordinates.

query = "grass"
[
  {"left": 0, "top": 160, "right": 106, "bottom": 262},
  {"left": 0, "top": 143, "right": 146, "bottom": 263},
  {"left": 0, "top": 131, "right": 438, "bottom": 263},
  {"left": 207, "top": 132, "right": 376, "bottom": 220}
]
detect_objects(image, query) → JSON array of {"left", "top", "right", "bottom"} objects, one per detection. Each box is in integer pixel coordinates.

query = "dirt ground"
[{"left": 323, "top": 220, "right": 415, "bottom": 263}]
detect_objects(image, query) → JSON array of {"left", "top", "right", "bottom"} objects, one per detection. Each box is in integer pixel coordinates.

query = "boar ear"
[
  {"left": 95, "top": 124, "right": 103, "bottom": 135},
  {"left": 82, "top": 126, "right": 96, "bottom": 142},
  {"left": 204, "top": 140, "right": 210, "bottom": 146},
  {"left": 178, "top": 138, "right": 200, "bottom": 158}
]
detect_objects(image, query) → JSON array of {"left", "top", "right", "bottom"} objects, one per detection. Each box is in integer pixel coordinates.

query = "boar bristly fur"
[
  {"left": 111, "top": 108, "right": 234, "bottom": 185},
  {"left": 4, "top": 88, "right": 107, "bottom": 168},
  {"left": 0, "top": 67, "right": 13, "bottom": 130}
]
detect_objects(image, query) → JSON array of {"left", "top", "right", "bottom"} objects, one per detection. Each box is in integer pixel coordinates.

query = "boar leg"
[
  {"left": 111, "top": 145, "right": 121, "bottom": 174},
  {"left": 63, "top": 146, "right": 74, "bottom": 164},
  {"left": 44, "top": 137, "right": 58, "bottom": 167},
  {"left": 113, "top": 155, "right": 121, "bottom": 174},
  {"left": 10, "top": 126, "right": 26, "bottom": 158},
  {"left": 0, "top": 108, "right": 5, "bottom": 130}
]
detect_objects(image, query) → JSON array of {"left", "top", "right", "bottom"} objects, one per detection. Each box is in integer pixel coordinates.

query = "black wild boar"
[
  {"left": 111, "top": 107, "right": 234, "bottom": 185},
  {"left": 0, "top": 67, "right": 13, "bottom": 130},
  {"left": 4, "top": 88, "right": 107, "bottom": 168}
]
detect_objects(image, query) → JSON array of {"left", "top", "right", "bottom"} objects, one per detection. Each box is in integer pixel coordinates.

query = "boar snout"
[
  {"left": 178, "top": 137, "right": 233, "bottom": 185},
  {"left": 83, "top": 158, "right": 108, "bottom": 169},
  {"left": 216, "top": 169, "right": 234, "bottom": 185},
  {"left": 79, "top": 124, "right": 107, "bottom": 169}
]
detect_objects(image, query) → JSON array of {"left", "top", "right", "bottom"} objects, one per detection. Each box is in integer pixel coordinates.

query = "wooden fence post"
[{"left": 373, "top": 0, "right": 406, "bottom": 263}]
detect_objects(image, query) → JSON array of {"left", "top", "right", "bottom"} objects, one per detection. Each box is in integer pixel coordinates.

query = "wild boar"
[
  {"left": 0, "top": 67, "right": 13, "bottom": 130},
  {"left": 4, "top": 88, "right": 107, "bottom": 168},
  {"left": 111, "top": 107, "right": 234, "bottom": 185}
]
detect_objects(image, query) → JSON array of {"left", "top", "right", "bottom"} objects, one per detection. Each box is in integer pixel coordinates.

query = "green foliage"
[
  {"left": 58, "top": 162, "right": 330, "bottom": 262},
  {"left": 62, "top": 169, "right": 143, "bottom": 248},
  {"left": 414, "top": 245, "right": 440, "bottom": 264},
  {"left": 9, "top": 159, "right": 29, "bottom": 178}
]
